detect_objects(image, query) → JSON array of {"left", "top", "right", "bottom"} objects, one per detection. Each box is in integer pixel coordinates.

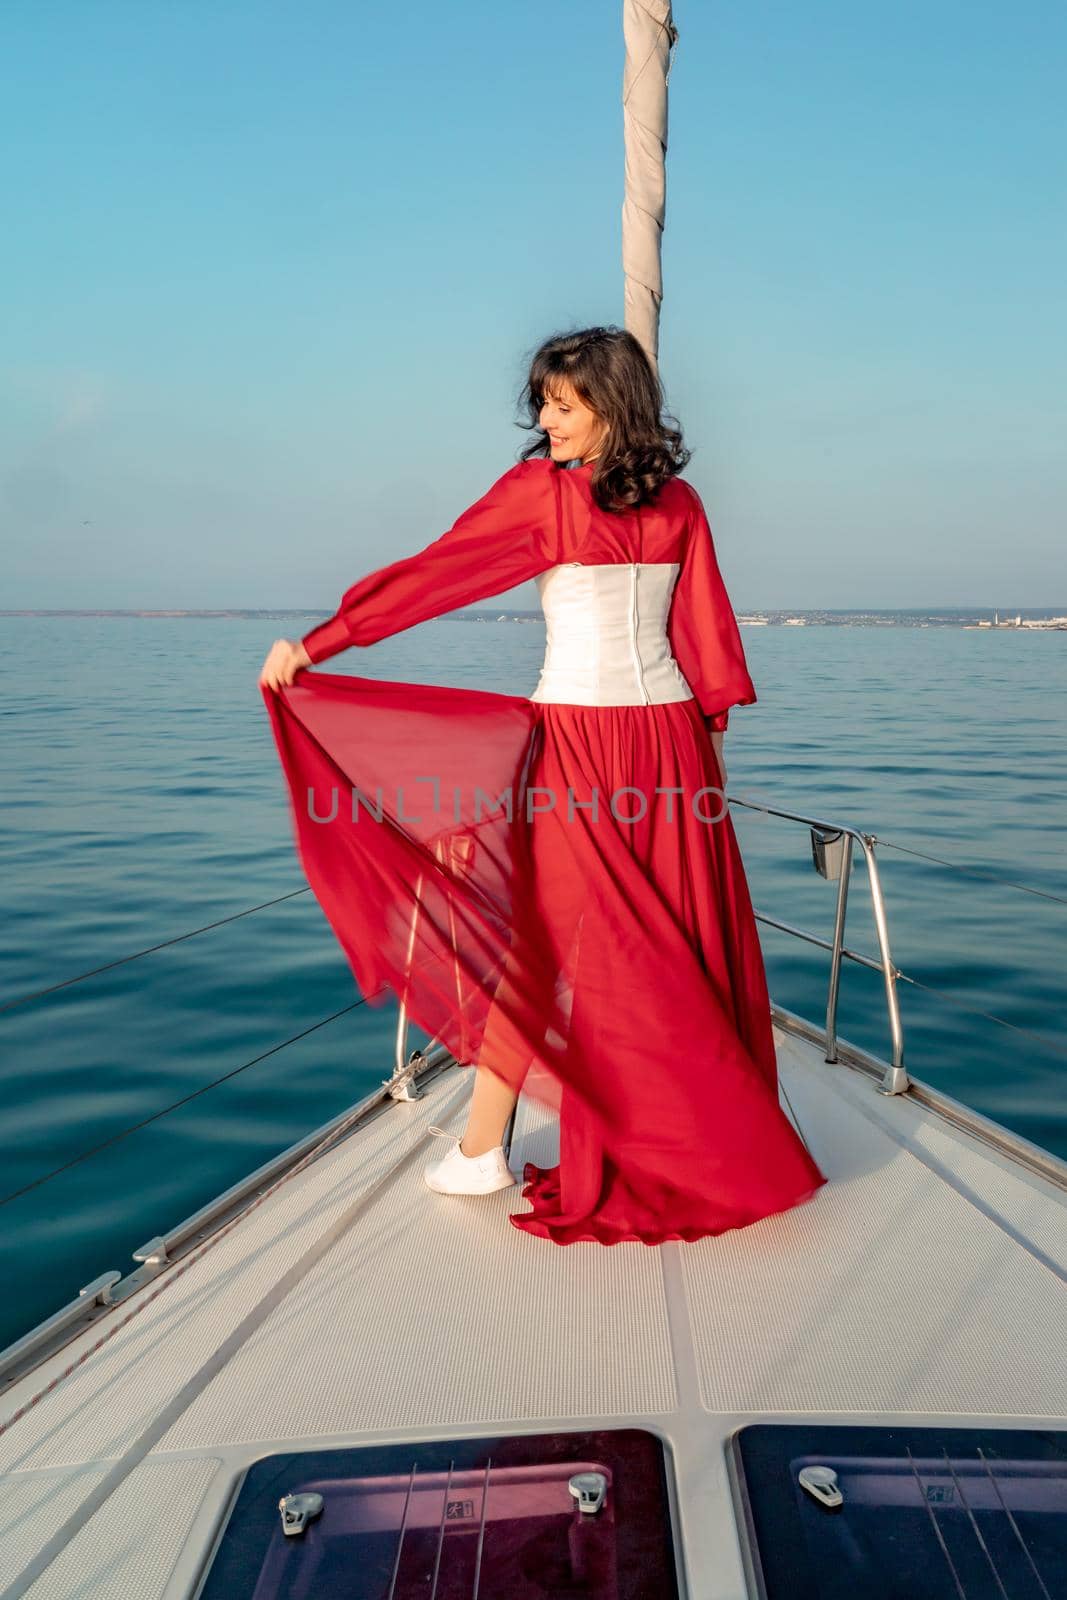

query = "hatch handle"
[
  {"left": 798, "top": 1464, "right": 843, "bottom": 1509},
  {"left": 279, "top": 1491, "right": 324, "bottom": 1536},
  {"left": 568, "top": 1471, "right": 608, "bottom": 1514}
]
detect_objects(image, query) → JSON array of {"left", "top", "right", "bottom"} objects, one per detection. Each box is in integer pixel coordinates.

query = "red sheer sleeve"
[
  {"left": 300, "top": 459, "right": 562, "bottom": 665},
  {"left": 666, "top": 482, "right": 756, "bottom": 732}
]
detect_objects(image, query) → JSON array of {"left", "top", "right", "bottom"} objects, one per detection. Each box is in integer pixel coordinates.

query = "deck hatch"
[
  {"left": 196, "top": 1427, "right": 678, "bottom": 1598},
  {"left": 728, "top": 1423, "right": 1067, "bottom": 1599}
]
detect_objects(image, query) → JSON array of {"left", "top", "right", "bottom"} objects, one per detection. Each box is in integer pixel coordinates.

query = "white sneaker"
[{"left": 423, "top": 1124, "right": 516, "bottom": 1195}]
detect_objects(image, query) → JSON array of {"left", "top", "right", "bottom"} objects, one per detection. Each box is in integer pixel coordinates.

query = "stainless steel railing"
[{"left": 727, "top": 796, "right": 909, "bottom": 1096}]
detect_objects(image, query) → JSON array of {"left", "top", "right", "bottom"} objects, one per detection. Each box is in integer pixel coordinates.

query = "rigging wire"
[
  {"left": 732, "top": 792, "right": 1067, "bottom": 905},
  {"left": 0, "top": 886, "right": 311, "bottom": 1014},
  {"left": 895, "top": 970, "right": 1067, "bottom": 1061},
  {"left": 0, "top": 996, "right": 374, "bottom": 1210},
  {"left": 877, "top": 838, "right": 1067, "bottom": 907}
]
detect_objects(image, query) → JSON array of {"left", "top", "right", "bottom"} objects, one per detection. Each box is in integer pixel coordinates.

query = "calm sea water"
[{"left": 1, "top": 616, "right": 1065, "bottom": 1351}]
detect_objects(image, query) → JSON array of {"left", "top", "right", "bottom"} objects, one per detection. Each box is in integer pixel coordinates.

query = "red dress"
[{"left": 262, "top": 457, "right": 827, "bottom": 1245}]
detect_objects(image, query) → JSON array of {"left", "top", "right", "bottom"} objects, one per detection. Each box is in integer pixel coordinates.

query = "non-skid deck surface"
[{"left": 1, "top": 1031, "right": 1064, "bottom": 1599}]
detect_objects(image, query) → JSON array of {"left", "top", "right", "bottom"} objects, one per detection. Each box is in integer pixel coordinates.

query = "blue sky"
[{"left": 2, "top": 0, "right": 1064, "bottom": 610}]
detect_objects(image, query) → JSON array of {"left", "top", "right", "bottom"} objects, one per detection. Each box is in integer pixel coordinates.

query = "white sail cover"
[{"left": 622, "top": 0, "right": 678, "bottom": 372}]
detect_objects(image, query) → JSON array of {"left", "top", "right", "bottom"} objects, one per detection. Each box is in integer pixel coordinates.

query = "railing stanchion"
[
  {"left": 858, "top": 836, "right": 909, "bottom": 1093},
  {"left": 387, "top": 866, "right": 425, "bottom": 1099},
  {"left": 729, "top": 796, "right": 909, "bottom": 1091}
]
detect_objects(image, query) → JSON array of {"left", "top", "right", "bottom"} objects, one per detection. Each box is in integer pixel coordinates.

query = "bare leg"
[
  {"left": 461, "top": 945, "right": 537, "bottom": 1157},
  {"left": 460, "top": 1067, "right": 519, "bottom": 1157}
]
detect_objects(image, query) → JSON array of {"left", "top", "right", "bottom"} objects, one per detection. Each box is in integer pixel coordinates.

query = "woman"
[{"left": 260, "top": 326, "right": 826, "bottom": 1245}]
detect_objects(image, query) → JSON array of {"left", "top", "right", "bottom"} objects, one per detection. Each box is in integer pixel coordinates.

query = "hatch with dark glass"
[{"left": 197, "top": 1426, "right": 678, "bottom": 1599}]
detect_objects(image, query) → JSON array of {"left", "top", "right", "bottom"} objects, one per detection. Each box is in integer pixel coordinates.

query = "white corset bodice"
[{"left": 529, "top": 562, "right": 695, "bottom": 706}]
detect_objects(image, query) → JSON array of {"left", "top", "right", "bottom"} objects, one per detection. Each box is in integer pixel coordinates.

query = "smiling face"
[{"left": 539, "top": 376, "right": 608, "bottom": 465}]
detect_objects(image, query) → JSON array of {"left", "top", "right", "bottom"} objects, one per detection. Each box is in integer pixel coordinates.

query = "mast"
[{"left": 622, "top": 1, "right": 679, "bottom": 376}]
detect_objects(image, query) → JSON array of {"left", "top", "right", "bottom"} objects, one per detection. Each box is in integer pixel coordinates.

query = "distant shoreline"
[{"left": 4, "top": 608, "right": 1067, "bottom": 630}]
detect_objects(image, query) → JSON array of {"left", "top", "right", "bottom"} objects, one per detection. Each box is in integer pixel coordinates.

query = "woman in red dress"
[{"left": 260, "top": 327, "right": 826, "bottom": 1245}]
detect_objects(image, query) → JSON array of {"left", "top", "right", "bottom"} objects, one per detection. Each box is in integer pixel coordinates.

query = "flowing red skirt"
[{"left": 262, "top": 671, "right": 827, "bottom": 1245}]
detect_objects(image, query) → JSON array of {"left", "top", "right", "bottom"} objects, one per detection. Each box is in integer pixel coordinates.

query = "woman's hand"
[{"left": 259, "top": 639, "right": 311, "bottom": 691}]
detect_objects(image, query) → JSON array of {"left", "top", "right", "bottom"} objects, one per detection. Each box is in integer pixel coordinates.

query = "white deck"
[{"left": 2, "top": 1025, "right": 1065, "bottom": 1599}]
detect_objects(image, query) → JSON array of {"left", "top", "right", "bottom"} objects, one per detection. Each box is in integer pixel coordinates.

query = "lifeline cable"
[
  {"left": 727, "top": 790, "right": 1067, "bottom": 906},
  {"left": 0, "top": 996, "right": 374, "bottom": 1209},
  {"left": 896, "top": 970, "right": 1067, "bottom": 1060},
  {"left": 878, "top": 838, "right": 1067, "bottom": 907},
  {"left": 0, "top": 886, "right": 311, "bottom": 1014}
]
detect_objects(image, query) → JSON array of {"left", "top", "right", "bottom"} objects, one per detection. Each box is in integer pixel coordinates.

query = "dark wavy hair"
[{"left": 516, "top": 325, "right": 691, "bottom": 511}]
